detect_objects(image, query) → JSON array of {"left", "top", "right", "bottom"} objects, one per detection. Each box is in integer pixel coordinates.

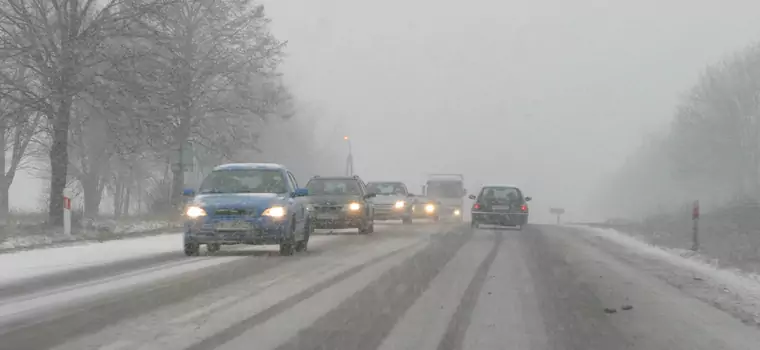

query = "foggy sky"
[{"left": 10, "top": 0, "right": 760, "bottom": 222}]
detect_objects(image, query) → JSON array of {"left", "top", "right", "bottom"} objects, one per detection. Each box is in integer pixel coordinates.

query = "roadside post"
[
  {"left": 691, "top": 200, "right": 700, "bottom": 251},
  {"left": 63, "top": 188, "right": 73, "bottom": 236},
  {"left": 550, "top": 207, "right": 565, "bottom": 224}
]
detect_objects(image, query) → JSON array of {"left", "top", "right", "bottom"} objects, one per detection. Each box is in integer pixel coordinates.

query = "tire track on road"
[
  {"left": 268, "top": 226, "right": 473, "bottom": 350},
  {"left": 437, "top": 229, "right": 503, "bottom": 350}
]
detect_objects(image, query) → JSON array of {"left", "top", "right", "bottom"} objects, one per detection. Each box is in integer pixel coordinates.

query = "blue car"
[{"left": 182, "top": 163, "right": 311, "bottom": 256}]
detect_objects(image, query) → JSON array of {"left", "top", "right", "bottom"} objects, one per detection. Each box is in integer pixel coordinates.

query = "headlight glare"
[
  {"left": 425, "top": 204, "right": 435, "bottom": 213},
  {"left": 262, "top": 206, "right": 286, "bottom": 218},
  {"left": 349, "top": 202, "right": 361, "bottom": 211},
  {"left": 394, "top": 201, "right": 405, "bottom": 209},
  {"left": 186, "top": 206, "right": 207, "bottom": 218}
]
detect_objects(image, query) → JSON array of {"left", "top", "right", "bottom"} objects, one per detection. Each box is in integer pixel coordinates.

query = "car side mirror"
[
  {"left": 468, "top": 194, "right": 476, "bottom": 200},
  {"left": 525, "top": 196, "right": 532, "bottom": 202},
  {"left": 292, "top": 188, "right": 309, "bottom": 197},
  {"left": 364, "top": 193, "right": 377, "bottom": 199},
  {"left": 183, "top": 188, "right": 196, "bottom": 197}
]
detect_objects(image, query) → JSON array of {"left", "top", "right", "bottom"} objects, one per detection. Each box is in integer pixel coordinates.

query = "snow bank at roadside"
[
  {"left": 574, "top": 225, "right": 760, "bottom": 326},
  {"left": 0, "top": 220, "right": 183, "bottom": 252},
  {"left": 0, "top": 234, "right": 184, "bottom": 285}
]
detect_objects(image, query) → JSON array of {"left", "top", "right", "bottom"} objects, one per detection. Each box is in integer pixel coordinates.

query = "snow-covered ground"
[
  {"left": 0, "top": 220, "right": 182, "bottom": 251},
  {"left": 574, "top": 225, "right": 760, "bottom": 327},
  {"left": 0, "top": 234, "right": 184, "bottom": 285}
]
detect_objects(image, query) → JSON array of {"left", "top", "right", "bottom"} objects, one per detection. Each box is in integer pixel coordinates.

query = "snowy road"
[{"left": 2, "top": 223, "right": 760, "bottom": 350}]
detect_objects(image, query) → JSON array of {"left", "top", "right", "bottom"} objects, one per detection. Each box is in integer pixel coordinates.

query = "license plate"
[
  {"left": 317, "top": 213, "right": 340, "bottom": 220},
  {"left": 215, "top": 221, "right": 250, "bottom": 231},
  {"left": 492, "top": 206, "right": 511, "bottom": 211}
]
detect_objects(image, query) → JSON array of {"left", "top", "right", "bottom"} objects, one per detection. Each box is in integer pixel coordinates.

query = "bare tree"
[
  {"left": 0, "top": 0, "right": 170, "bottom": 225},
  {"left": 119, "top": 0, "right": 290, "bottom": 207}
]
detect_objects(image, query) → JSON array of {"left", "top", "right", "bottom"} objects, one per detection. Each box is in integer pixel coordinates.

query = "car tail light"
[
  {"left": 473, "top": 203, "right": 480, "bottom": 210},
  {"left": 521, "top": 204, "right": 527, "bottom": 211}
]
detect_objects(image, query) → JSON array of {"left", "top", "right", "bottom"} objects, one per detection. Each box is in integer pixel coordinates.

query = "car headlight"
[
  {"left": 425, "top": 204, "right": 435, "bottom": 213},
  {"left": 394, "top": 201, "right": 405, "bottom": 209},
  {"left": 262, "top": 206, "right": 286, "bottom": 218},
  {"left": 348, "top": 202, "right": 361, "bottom": 211},
  {"left": 453, "top": 209, "right": 461, "bottom": 216},
  {"left": 186, "top": 206, "right": 207, "bottom": 218}
]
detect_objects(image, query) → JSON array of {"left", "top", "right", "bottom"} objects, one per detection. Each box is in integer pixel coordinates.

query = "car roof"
[
  {"left": 308, "top": 176, "right": 361, "bottom": 181},
  {"left": 480, "top": 184, "right": 521, "bottom": 189},
  {"left": 367, "top": 181, "right": 404, "bottom": 184},
  {"left": 212, "top": 163, "right": 286, "bottom": 171}
]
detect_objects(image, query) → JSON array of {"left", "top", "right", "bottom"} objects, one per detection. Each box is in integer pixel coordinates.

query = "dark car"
[
  {"left": 410, "top": 195, "right": 441, "bottom": 221},
  {"left": 469, "top": 184, "right": 532, "bottom": 230},
  {"left": 304, "top": 175, "right": 376, "bottom": 233},
  {"left": 182, "top": 163, "right": 311, "bottom": 257}
]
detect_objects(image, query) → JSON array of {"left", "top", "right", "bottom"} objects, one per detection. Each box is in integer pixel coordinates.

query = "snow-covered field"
[
  {"left": 0, "top": 220, "right": 182, "bottom": 252},
  {"left": 574, "top": 225, "right": 760, "bottom": 327}
]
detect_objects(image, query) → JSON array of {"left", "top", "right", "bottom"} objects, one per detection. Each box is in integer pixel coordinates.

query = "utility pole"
[{"left": 344, "top": 136, "right": 354, "bottom": 176}]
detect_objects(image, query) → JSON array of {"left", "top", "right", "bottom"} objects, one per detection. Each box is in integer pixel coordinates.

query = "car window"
[
  {"left": 287, "top": 172, "right": 298, "bottom": 189},
  {"left": 306, "top": 179, "right": 362, "bottom": 196},
  {"left": 198, "top": 169, "right": 288, "bottom": 194},
  {"left": 478, "top": 187, "right": 522, "bottom": 202},
  {"left": 367, "top": 183, "right": 407, "bottom": 195}
]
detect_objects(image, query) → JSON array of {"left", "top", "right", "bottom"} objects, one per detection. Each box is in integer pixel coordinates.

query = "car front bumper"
[
  {"left": 312, "top": 211, "right": 366, "bottom": 229},
  {"left": 373, "top": 206, "right": 410, "bottom": 220},
  {"left": 184, "top": 215, "right": 289, "bottom": 245}
]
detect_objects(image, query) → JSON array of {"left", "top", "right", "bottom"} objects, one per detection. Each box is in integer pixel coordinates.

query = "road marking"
[{"left": 376, "top": 232, "right": 493, "bottom": 350}]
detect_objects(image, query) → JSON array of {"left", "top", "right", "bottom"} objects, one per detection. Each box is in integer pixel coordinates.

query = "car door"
[
  {"left": 358, "top": 179, "right": 373, "bottom": 218},
  {"left": 286, "top": 171, "right": 306, "bottom": 234}
]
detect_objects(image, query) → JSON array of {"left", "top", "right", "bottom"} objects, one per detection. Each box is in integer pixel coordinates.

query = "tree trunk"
[
  {"left": 0, "top": 117, "right": 7, "bottom": 221},
  {"left": 48, "top": 97, "right": 73, "bottom": 226},
  {"left": 82, "top": 177, "right": 103, "bottom": 219},
  {"left": 123, "top": 188, "right": 131, "bottom": 217}
]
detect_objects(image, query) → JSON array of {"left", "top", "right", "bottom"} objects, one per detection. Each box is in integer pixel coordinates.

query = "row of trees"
[
  {"left": 0, "top": 0, "right": 329, "bottom": 224},
  {"left": 597, "top": 42, "right": 760, "bottom": 219}
]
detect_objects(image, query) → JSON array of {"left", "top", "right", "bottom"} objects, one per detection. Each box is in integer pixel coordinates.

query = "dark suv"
[{"left": 304, "top": 175, "right": 376, "bottom": 233}]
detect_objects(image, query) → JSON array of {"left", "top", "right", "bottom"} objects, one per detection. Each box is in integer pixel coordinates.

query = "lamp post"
[{"left": 344, "top": 136, "right": 354, "bottom": 176}]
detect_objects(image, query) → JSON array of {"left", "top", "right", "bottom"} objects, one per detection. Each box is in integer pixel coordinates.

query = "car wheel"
[
  {"left": 368, "top": 222, "right": 374, "bottom": 233},
  {"left": 359, "top": 219, "right": 371, "bottom": 234},
  {"left": 184, "top": 242, "right": 199, "bottom": 256},
  {"left": 402, "top": 217, "right": 412, "bottom": 224},
  {"left": 433, "top": 215, "right": 440, "bottom": 222},
  {"left": 296, "top": 220, "right": 312, "bottom": 252},
  {"left": 279, "top": 221, "right": 296, "bottom": 256},
  {"left": 470, "top": 220, "right": 478, "bottom": 229},
  {"left": 207, "top": 243, "right": 221, "bottom": 253}
]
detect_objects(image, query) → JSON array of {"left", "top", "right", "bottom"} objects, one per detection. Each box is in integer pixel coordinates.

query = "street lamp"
[{"left": 344, "top": 136, "right": 354, "bottom": 176}]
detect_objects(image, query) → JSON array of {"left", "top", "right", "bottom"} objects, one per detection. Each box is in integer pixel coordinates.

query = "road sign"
[{"left": 550, "top": 208, "right": 565, "bottom": 215}]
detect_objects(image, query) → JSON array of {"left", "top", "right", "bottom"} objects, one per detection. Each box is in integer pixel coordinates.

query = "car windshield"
[
  {"left": 367, "top": 182, "right": 407, "bottom": 195},
  {"left": 478, "top": 187, "right": 521, "bottom": 203},
  {"left": 426, "top": 181, "right": 462, "bottom": 198},
  {"left": 198, "top": 169, "right": 288, "bottom": 194},
  {"left": 306, "top": 179, "right": 362, "bottom": 196}
]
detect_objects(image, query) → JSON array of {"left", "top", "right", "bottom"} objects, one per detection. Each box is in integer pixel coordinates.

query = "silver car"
[{"left": 366, "top": 181, "right": 415, "bottom": 224}]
